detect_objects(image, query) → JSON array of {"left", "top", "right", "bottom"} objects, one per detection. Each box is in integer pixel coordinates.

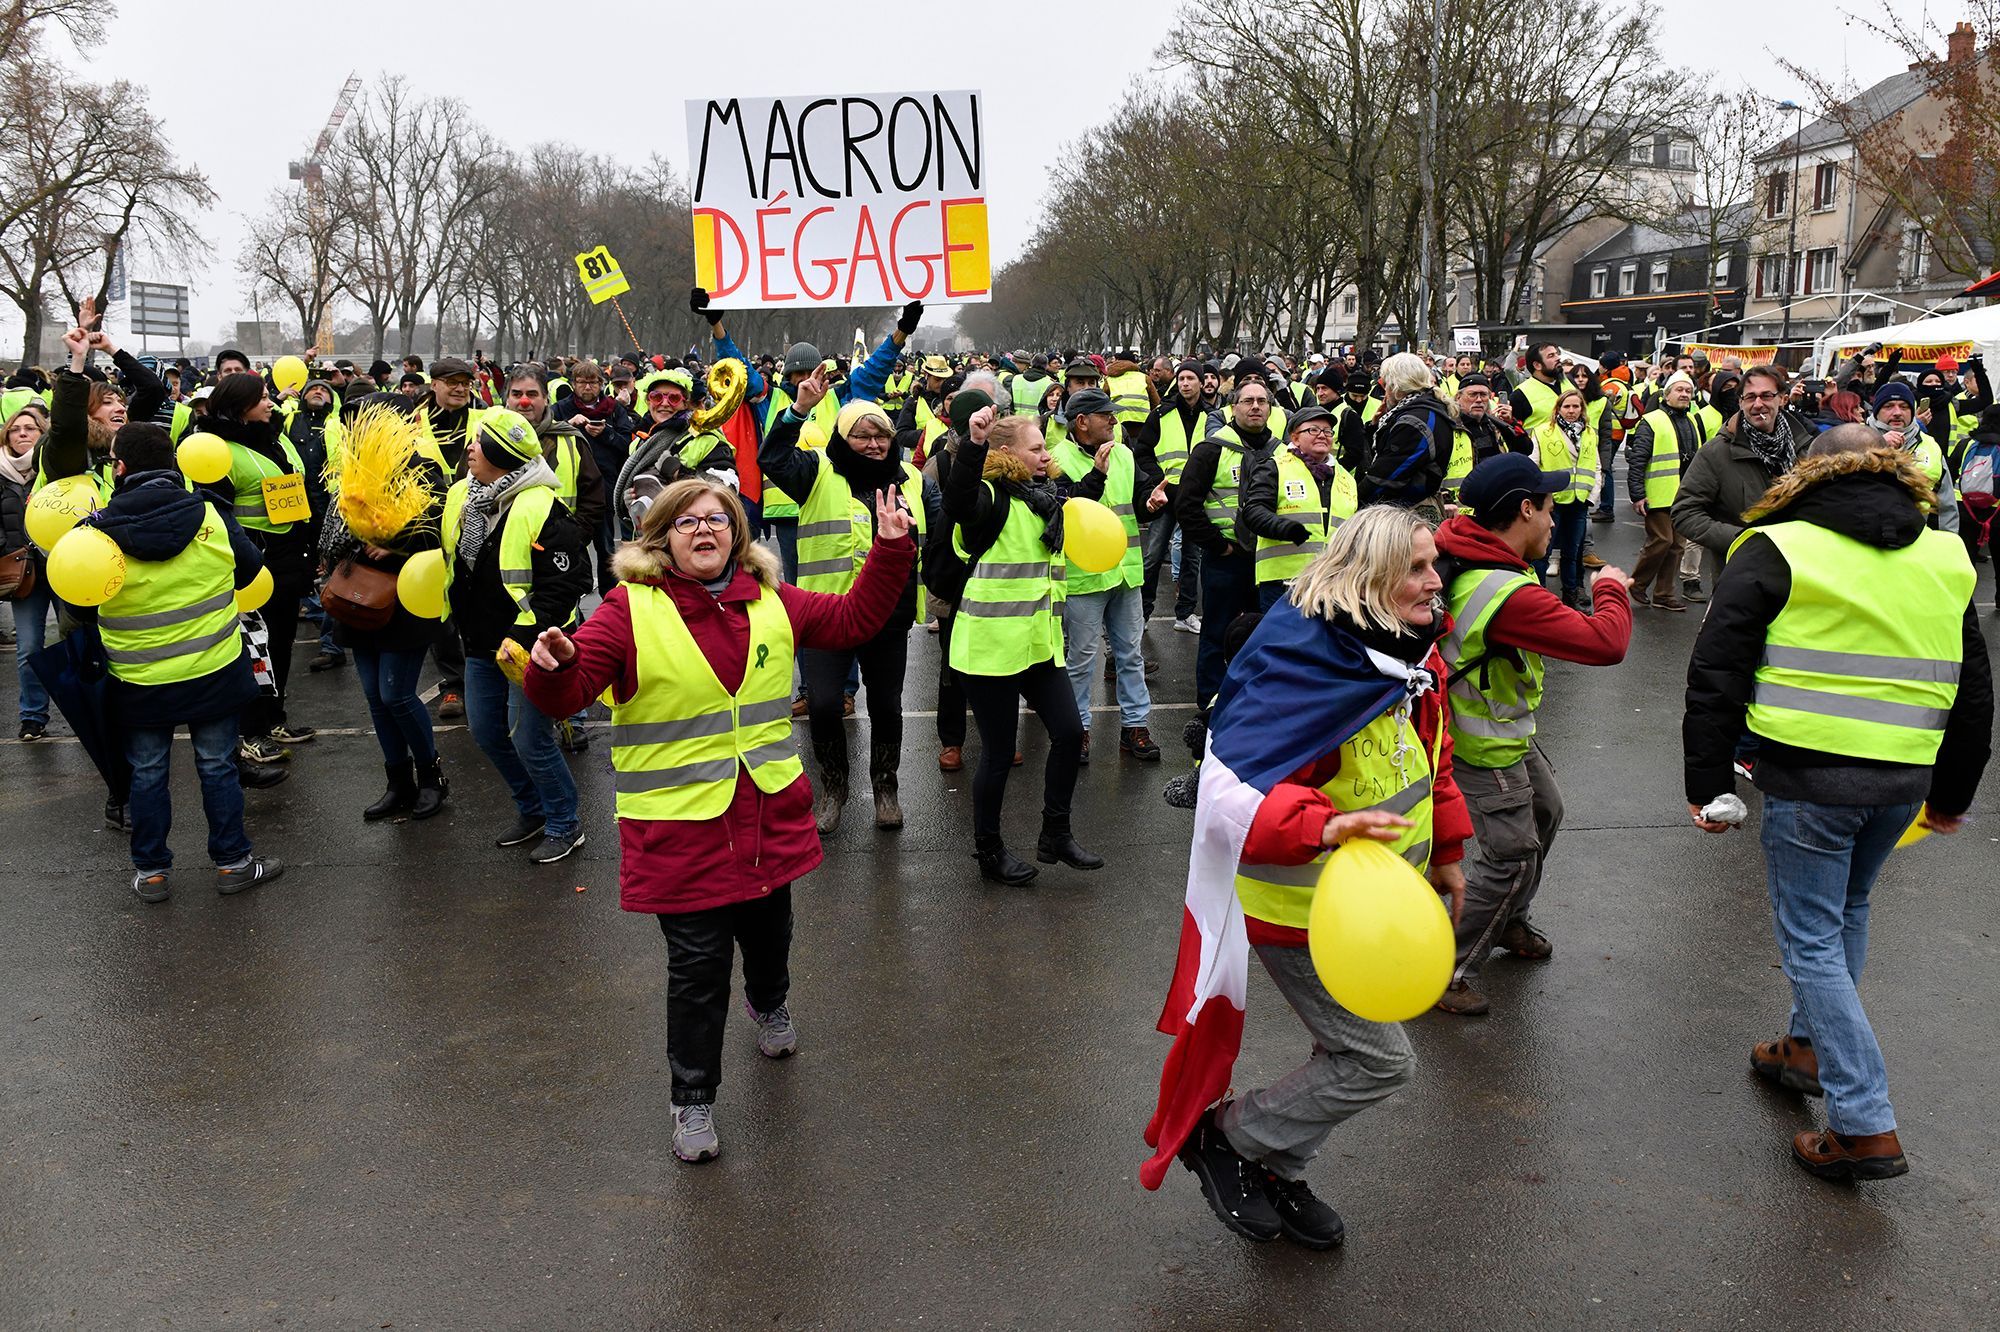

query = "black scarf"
[
  {"left": 1000, "top": 475, "right": 1065, "bottom": 551},
  {"left": 827, "top": 428, "right": 906, "bottom": 494}
]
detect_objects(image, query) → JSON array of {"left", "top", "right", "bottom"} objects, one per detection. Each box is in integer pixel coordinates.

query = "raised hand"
[{"left": 874, "top": 488, "right": 913, "bottom": 542}]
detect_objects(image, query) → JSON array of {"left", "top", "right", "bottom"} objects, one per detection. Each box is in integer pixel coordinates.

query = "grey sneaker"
[
  {"left": 672, "top": 1103, "right": 721, "bottom": 1163},
  {"left": 745, "top": 998, "right": 798, "bottom": 1058},
  {"left": 131, "top": 869, "right": 170, "bottom": 904}
]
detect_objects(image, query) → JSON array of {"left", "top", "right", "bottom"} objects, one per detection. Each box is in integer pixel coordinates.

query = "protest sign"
[{"left": 685, "top": 90, "right": 992, "bottom": 309}]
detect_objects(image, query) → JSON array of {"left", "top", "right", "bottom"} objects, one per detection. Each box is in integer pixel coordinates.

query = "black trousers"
[
  {"left": 432, "top": 616, "right": 465, "bottom": 694},
  {"left": 801, "top": 620, "right": 911, "bottom": 789},
  {"left": 935, "top": 612, "right": 967, "bottom": 748},
  {"left": 960, "top": 659, "right": 1084, "bottom": 839},
  {"left": 658, "top": 885, "right": 794, "bottom": 1107}
]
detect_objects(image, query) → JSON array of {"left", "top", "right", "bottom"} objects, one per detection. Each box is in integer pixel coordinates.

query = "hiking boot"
[
  {"left": 744, "top": 998, "right": 799, "bottom": 1058},
  {"left": 1174, "top": 615, "right": 1202, "bottom": 634},
  {"left": 364, "top": 761, "right": 417, "bottom": 821},
  {"left": 1177, "top": 1106, "right": 1281, "bottom": 1241},
  {"left": 266, "top": 723, "right": 316, "bottom": 744},
  {"left": 131, "top": 869, "right": 170, "bottom": 904},
  {"left": 1752, "top": 1034, "right": 1823, "bottom": 1096},
  {"left": 672, "top": 1103, "right": 721, "bottom": 1163},
  {"left": 1078, "top": 731, "right": 1091, "bottom": 766},
  {"left": 240, "top": 736, "right": 290, "bottom": 765},
  {"left": 1683, "top": 577, "right": 1708, "bottom": 604},
  {"left": 1497, "top": 919, "right": 1553, "bottom": 960},
  {"left": 1263, "top": 1171, "right": 1346, "bottom": 1250},
  {"left": 307, "top": 649, "right": 346, "bottom": 673},
  {"left": 530, "top": 828, "right": 586, "bottom": 864},
  {"left": 938, "top": 745, "right": 963, "bottom": 772},
  {"left": 1036, "top": 814, "right": 1104, "bottom": 870},
  {"left": 813, "top": 782, "right": 847, "bottom": 834},
  {"left": 495, "top": 815, "right": 546, "bottom": 848},
  {"left": 974, "top": 834, "right": 1038, "bottom": 886},
  {"left": 1121, "top": 726, "right": 1161, "bottom": 762},
  {"left": 410, "top": 757, "right": 449, "bottom": 820},
  {"left": 1582, "top": 552, "right": 1607, "bottom": 568},
  {"left": 238, "top": 758, "right": 288, "bottom": 789},
  {"left": 216, "top": 855, "right": 283, "bottom": 895},
  {"left": 1792, "top": 1128, "right": 1907, "bottom": 1181},
  {"left": 1435, "top": 979, "right": 1490, "bottom": 1015},
  {"left": 436, "top": 690, "right": 464, "bottom": 720}
]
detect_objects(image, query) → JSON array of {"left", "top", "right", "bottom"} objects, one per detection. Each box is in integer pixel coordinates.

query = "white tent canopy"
[{"left": 1815, "top": 304, "right": 2000, "bottom": 375}]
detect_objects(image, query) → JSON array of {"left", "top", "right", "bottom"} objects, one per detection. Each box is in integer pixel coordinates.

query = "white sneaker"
[
  {"left": 745, "top": 998, "right": 799, "bottom": 1058},
  {"left": 672, "top": 1104, "right": 720, "bottom": 1162},
  {"left": 1174, "top": 615, "right": 1202, "bottom": 634}
]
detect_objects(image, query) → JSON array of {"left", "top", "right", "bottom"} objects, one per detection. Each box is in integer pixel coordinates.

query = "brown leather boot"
[
  {"left": 1751, "top": 1034, "right": 1823, "bottom": 1096},
  {"left": 1435, "top": 979, "right": 1489, "bottom": 1015},
  {"left": 1792, "top": 1128, "right": 1907, "bottom": 1180},
  {"left": 938, "top": 746, "right": 963, "bottom": 772},
  {"left": 1496, "top": 919, "right": 1553, "bottom": 960}
]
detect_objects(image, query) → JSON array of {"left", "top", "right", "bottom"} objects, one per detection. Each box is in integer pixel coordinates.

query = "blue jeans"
[
  {"left": 127, "top": 713, "right": 253, "bottom": 873},
  {"left": 353, "top": 646, "right": 436, "bottom": 765},
  {"left": 464, "top": 655, "right": 578, "bottom": 838},
  {"left": 1759, "top": 795, "right": 1920, "bottom": 1136},
  {"left": 1594, "top": 441, "right": 1619, "bottom": 514},
  {"left": 12, "top": 583, "right": 53, "bottom": 724},
  {"left": 1196, "top": 548, "right": 1256, "bottom": 707},
  {"left": 302, "top": 592, "right": 341, "bottom": 658},
  {"left": 1552, "top": 501, "right": 1589, "bottom": 593},
  {"left": 1062, "top": 583, "right": 1150, "bottom": 728}
]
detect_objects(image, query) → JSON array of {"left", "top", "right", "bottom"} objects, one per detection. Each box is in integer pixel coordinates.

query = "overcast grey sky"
[{"left": 18, "top": 0, "right": 1943, "bottom": 352}]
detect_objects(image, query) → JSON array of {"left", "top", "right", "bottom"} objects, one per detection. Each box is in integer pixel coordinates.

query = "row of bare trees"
[{"left": 962, "top": 0, "right": 1773, "bottom": 356}]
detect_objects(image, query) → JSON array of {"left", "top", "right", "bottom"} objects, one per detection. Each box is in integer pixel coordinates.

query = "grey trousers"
[
  {"left": 1453, "top": 745, "right": 1565, "bottom": 983},
  {"left": 1220, "top": 943, "right": 1414, "bottom": 1180}
]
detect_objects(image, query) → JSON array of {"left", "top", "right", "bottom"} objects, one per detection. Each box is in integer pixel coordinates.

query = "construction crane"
[{"left": 289, "top": 74, "right": 363, "bottom": 353}]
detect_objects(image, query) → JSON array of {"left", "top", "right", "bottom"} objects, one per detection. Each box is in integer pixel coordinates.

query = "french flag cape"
[{"left": 1139, "top": 597, "right": 1428, "bottom": 1190}]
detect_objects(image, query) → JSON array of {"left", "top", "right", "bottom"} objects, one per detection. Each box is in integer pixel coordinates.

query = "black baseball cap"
[{"left": 1459, "top": 453, "right": 1570, "bottom": 516}]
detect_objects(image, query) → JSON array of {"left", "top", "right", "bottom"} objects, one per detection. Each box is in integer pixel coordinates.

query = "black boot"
[
  {"left": 410, "top": 757, "right": 449, "bottom": 820},
  {"left": 1036, "top": 814, "right": 1104, "bottom": 870},
  {"left": 364, "top": 761, "right": 417, "bottom": 820},
  {"left": 974, "top": 833, "right": 1038, "bottom": 885},
  {"left": 870, "top": 739, "right": 902, "bottom": 829}
]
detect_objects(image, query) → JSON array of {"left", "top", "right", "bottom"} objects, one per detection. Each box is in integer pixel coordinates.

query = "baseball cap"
[{"left": 1459, "top": 453, "right": 1570, "bottom": 517}]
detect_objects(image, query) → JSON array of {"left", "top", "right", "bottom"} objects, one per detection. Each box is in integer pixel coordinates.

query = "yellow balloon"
[
  {"left": 1896, "top": 809, "right": 1932, "bottom": 849},
  {"left": 25, "top": 475, "right": 100, "bottom": 551},
  {"left": 396, "top": 549, "right": 446, "bottom": 619},
  {"left": 272, "top": 354, "right": 308, "bottom": 393},
  {"left": 45, "top": 526, "right": 126, "bottom": 606},
  {"left": 1062, "top": 496, "right": 1125, "bottom": 574},
  {"left": 236, "top": 564, "right": 273, "bottom": 612},
  {"left": 177, "top": 431, "right": 232, "bottom": 485},
  {"left": 1308, "top": 839, "right": 1455, "bottom": 1023}
]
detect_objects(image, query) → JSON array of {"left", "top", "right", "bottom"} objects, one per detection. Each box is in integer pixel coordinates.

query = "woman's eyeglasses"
[{"left": 671, "top": 512, "right": 733, "bottom": 534}]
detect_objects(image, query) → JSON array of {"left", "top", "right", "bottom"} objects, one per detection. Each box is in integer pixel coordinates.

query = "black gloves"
[
  {"left": 689, "top": 287, "right": 722, "bottom": 327},
  {"left": 897, "top": 301, "right": 924, "bottom": 335}
]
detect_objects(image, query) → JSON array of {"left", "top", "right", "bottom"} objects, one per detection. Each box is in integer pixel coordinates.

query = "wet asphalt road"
[{"left": 3, "top": 513, "right": 1999, "bottom": 1331}]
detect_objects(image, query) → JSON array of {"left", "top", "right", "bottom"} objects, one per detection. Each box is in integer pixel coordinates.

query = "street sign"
[{"left": 128, "top": 282, "right": 190, "bottom": 341}]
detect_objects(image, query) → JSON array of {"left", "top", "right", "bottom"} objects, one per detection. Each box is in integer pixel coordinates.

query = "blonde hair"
[
  {"left": 1378, "top": 352, "right": 1434, "bottom": 399},
  {"left": 633, "top": 478, "right": 758, "bottom": 576},
  {"left": 1288, "top": 505, "right": 1434, "bottom": 634},
  {"left": 986, "top": 414, "right": 1041, "bottom": 455},
  {"left": 1555, "top": 387, "right": 1585, "bottom": 416}
]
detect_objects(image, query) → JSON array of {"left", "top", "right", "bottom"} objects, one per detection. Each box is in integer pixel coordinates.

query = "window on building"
[
  {"left": 1669, "top": 139, "right": 1694, "bottom": 168},
  {"left": 1714, "top": 256, "right": 1731, "bottom": 285},
  {"left": 1766, "top": 171, "right": 1789, "bottom": 219},
  {"left": 1341, "top": 293, "right": 1357, "bottom": 316},
  {"left": 1650, "top": 260, "right": 1670, "bottom": 293},
  {"left": 1901, "top": 225, "right": 1929, "bottom": 280},
  {"left": 1628, "top": 138, "right": 1655, "bottom": 165},
  {"left": 1619, "top": 265, "right": 1637, "bottom": 296},
  {"left": 1803, "top": 247, "right": 1837, "bottom": 294},
  {"left": 1590, "top": 268, "right": 1607, "bottom": 298},
  {"left": 1812, "top": 163, "right": 1837, "bottom": 211},
  {"left": 1756, "top": 253, "right": 1788, "bottom": 298}
]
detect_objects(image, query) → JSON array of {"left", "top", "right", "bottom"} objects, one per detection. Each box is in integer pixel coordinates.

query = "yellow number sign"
[{"left": 574, "top": 245, "right": 631, "bottom": 305}]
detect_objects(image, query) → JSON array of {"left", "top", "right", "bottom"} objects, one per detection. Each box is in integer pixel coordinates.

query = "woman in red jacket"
[{"left": 524, "top": 476, "right": 914, "bottom": 1164}]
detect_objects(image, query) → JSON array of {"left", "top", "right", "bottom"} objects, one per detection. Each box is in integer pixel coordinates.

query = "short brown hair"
[
  {"left": 1743, "top": 364, "right": 1788, "bottom": 396},
  {"left": 636, "top": 477, "right": 752, "bottom": 568},
  {"left": 571, "top": 359, "right": 604, "bottom": 385}
]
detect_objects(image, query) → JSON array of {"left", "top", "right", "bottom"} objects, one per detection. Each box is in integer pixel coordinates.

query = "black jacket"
[
  {"left": 1176, "top": 423, "right": 1276, "bottom": 556},
  {"left": 1359, "top": 392, "right": 1450, "bottom": 505},
  {"left": 1683, "top": 461, "right": 1992, "bottom": 814},
  {"left": 450, "top": 480, "right": 592, "bottom": 656},
  {"left": 86, "top": 471, "right": 263, "bottom": 726},
  {"left": 1238, "top": 446, "right": 1334, "bottom": 546},
  {"left": 201, "top": 413, "right": 319, "bottom": 595}
]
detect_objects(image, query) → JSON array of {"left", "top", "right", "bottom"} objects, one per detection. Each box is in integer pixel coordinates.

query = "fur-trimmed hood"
[
  {"left": 982, "top": 448, "right": 1035, "bottom": 483},
  {"left": 611, "top": 537, "right": 781, "bottom": 588},
  {"left": 1743, "top": 445, "right": 1934, "bottom": 550}
]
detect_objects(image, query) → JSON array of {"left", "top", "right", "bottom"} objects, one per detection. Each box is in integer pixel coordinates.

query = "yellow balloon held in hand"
[
  {"left": 44, "top": 526, "right": 126, "bottom": 606},
  {"left": 1308, "top": 839, "right": 1455, "bottom": 1023},
  {"left": 177, "top": 431, "right": 232, "bottom": 485},
  {"left": 236, "top": 565, "right": 273, "bottom": 612},
  {"left": 25, "top": 475, "right": 100, "bottom": 551},
  {"left": 396, "top": 549, "right": 446, "bottom": 619},
  {"left": 271, "top": 354, "right": 308, "bottom": 393},
  {"left": 1062, "top": 496, "right": 1124, "bottom": 574}
]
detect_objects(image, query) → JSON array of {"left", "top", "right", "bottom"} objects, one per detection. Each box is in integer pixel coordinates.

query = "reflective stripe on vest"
[
  {"left": 1739, "top": 520, "right": 1971, "bottom": 765},
  {"left": 1256, "top": 448, "right": 1357, "bottom": 584},
  {"left": 1154, "top": 405, "right": 1198, "bottom": 486},
  {"left": 1105, "top": 371, "right": 1151, "bottom": 427},
  {"left": 228, "top": 433, "right": 309, "bottom": 532},
  {"left": 1234, "top": 703, "right": 1438, "bottom": 929},
  {"left": 611, "top": 583, "right": 803, "bottom": 820},
  {"left": 794, "top": 453, "right": 928, "bottom": 613},
  {"left": 949, "top": 488, "right": 1065, "bottom": 676},
  {"left": 440, "top": 480, "right": 563, "bottom": 626},
  {"left": 97, "top": 502, "right": 243, "bottom": 686},
  {"left": 1010, "top": 373, "right": 1047, "bottom": 418},
  {"left": 1638, "top": 408, "right": 1693, "bottom": 508},
  {"left": 1533, "top": 419, "right": 1600, "bottom": 504},
  {"left": 1051, "top": 438, "right": 1141, "bottom": 594},
  {"left": 1444, "top": 567, "right": 1544, "bottom": 768},
  {"left": 1201, "top": 427, "right": 1260, "bottom": 543}
]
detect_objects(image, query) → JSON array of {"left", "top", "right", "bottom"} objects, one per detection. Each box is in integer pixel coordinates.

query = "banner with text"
[
  {"left": 686, "top": 90, "right": 991, "bottom": 309},
  {"left": 1828, "top": 339, "right": 1974, "bottom": 365},
  {"left": 1684, "top": 343, "right": 1778, "bottom": 365}
]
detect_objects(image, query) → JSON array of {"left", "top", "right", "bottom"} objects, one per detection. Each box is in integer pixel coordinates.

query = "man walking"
[
  {"left": 1177, "top": 377, "right": 1278, "bottom": 709},
  {"left": 1135, "top": 359, "right": 1208, "bottom": 633},
  {"left": 1627, "top": 373, "right": 1711, "bottom": 610},
  {"left": 1684, "top": 424, "right": 1991, "bottom": 1181}
]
